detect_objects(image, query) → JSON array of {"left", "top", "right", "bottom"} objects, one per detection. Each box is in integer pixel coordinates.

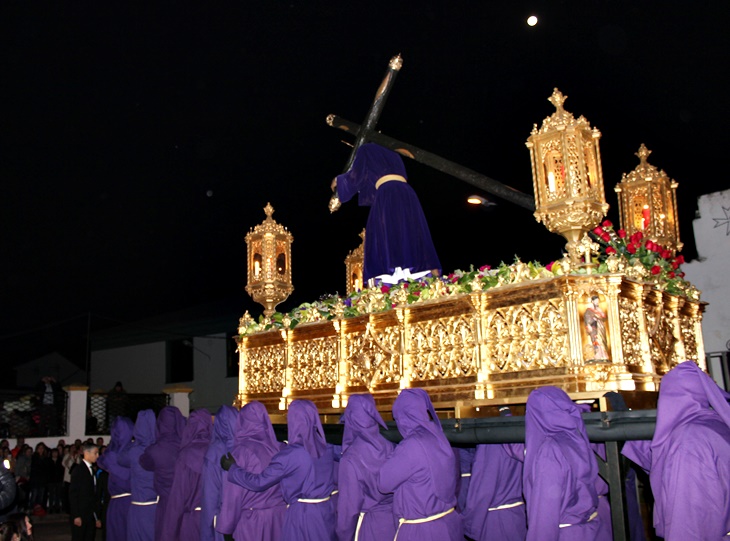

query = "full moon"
[{"left": 527, "top": 15, "right": 538, "bottom": 26}]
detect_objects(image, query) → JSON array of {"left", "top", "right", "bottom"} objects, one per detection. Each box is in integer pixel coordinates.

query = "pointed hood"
[
  {"left": 133, "top": 409, "right": 157, "bottom": 448},
  {"left": 650, "top": 361, "right": 730, "bottom": 535},
  {"left": 340, "top": 393, "right": 387, "bottom": 453},
  {"left": 156, "top": 406, "right": 187, "bottom": 444},
  {"left": 287, "top": 399, "right": 327, "bottom": 458},
  {"left": 392, "top": 388, "right": 454, "bottom": 502},
  {"left": 236, "top": 401, "right": 280, "bottom": 456},
  {"left": 525, "top": 387, "right": 597, "bottom": 501},
  {"left": 109, "top": 416, "right": 135, "bottom": 453},
  {"left": 212, "top": 405, "right": 238, "bottom": 454},
  {"left": 178, "top": 409, "right": 212, "bottom": 473}
]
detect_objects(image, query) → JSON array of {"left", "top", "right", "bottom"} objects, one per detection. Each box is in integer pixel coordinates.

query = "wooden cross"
[{"left": 327, "top": 55, "right": 535, "bottom": 211}]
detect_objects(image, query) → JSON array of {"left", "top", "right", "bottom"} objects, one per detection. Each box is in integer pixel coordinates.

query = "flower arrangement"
[
  {"left": 589, "top": 220, "right": 690, "bottom": 296},
  {"left": 237, "top": 222, "right": 695, "bottom": 337}
]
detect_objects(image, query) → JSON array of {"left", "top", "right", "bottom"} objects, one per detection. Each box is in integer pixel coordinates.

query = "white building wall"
[
  {"left": 90, "top": 342, "right": 166, "bottom": 393},
  {"left": 189, "top": 333, "right": 238, "bottom": 412}
]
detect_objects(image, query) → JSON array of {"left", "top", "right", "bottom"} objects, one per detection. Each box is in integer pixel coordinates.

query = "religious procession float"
[{"left": 234, "top": 56, "right": 705, "bottom": 417}]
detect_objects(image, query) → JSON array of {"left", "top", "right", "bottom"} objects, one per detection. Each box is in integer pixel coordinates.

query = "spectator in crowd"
[
  {"left": 28, "top": 444, "right": 51, "bottom": 514},
  {"left": 0, "top": 462, "right": 17, "bottom": 521},
  {"left": 69, "top": 442, "right": 102, "bottom": 541},
  {"left": 106, "top": 383, "right": 127, "bottom": 430},
  {"left": 10, "top": 440, "right": 24, "bottom": 460},
  {"left": 47, "top": 448, "right": 64, "bottom": 514},
  {"left": 13, "top": 449, "right": 31, "bottom": 512},
  {"left": 4, "top": 514, "right": 31, "bottom": 541},
  {"left": 35, "top": 377, "right": 63, "bottom": 437},
  {"left": 63, "top": 445, "right": 80, "bottom": 514},
  {"left": 378, "top": 388, "right": 462, "bottom": 541},
  {"left": 0, "top": 521, "right": 18, "bottom": 541}
]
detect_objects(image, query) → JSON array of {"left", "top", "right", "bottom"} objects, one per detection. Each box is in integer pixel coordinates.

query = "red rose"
[
  {"left": 451, "top": 275, "right": 460, "bottom": 283},
  {"left": 602, "top": 219, "right": 613, "bottom": 228},
  {"left": 660, "top": 249, "right": 672, "bottom": 259},
  {"left": 631, "top": 231, "right": 644, "bottom": 244},
  {"left": 679, "top": 272, "right": 686, "bottom": 278},
  {"left": 671, "top": 260, "right": 680, "bottom": 270},
  {"left": 601, "top": 232, "right": 611, "bottom": 242},
  {"left": 626, "top": 244, "right": 637, "bottom": 254},
  {"left": 651, "top": 265, "right": 661, "bottom": 275},
  {"left": 413, "top": 290, "right": 420, "bottom": 296},
  {"left": 479, "top": 264, "right": 491, "bottom": 272},
  {"left": 546, "top": 261, "right": 555, "bottom": 271},
  {"left": 381, "top": 285, "right": 390, "bottom": 293},
  {"left": 593, "top": 226, "right": 604, "bottom": 235},
  {"left": 668, "top": 271, "right": 675, "bottom": 278},
  {"left": 617, "top": 229, "right": 627, "bottom": 239},
  {"left": 606, "top": 246, "right": 616, "bottom": 255},
  {"left": 675, "top": 255, "right": 685, "bottom": 265}
]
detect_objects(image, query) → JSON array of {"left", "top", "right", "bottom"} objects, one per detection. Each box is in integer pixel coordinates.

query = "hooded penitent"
[
  {"left": 139, "top": 405, "right": 186, "bottom": 541},
  {"left": 97, "top": 416, "right": 135, "bottom": 541},
  {"left": 649, "top": 361, "right": 730, "bottom": 540},
  {"left": 334, "top": 142, "right": 441, "bottom": 281},
  {"left": 200, "top": 405, "right": 237, "bottom": 541},
  {"left": 378, "top": 388, "right": 463, "bottom": 541},
  {"left": 217, "top": 401, "right": 286, "bottom": 541},
  {"left": 336, "top": 394, "right": 396, "bottom": 541},
  {"left": 162, "top": 409, "right": 212, "bottom": 541},
  {"left": 524, "top": 387, "right": 600, "bottom": 541},
  {"left": 119, "top": 409, "right": 157, "bottom": 541},
  {"left": 225, "top": 399, "right": 336, "bottom": 541}
]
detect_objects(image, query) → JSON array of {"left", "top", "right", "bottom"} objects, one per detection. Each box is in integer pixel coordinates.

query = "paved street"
[{"left": 30, "top": 513, "right": 72, "bottom": 541}]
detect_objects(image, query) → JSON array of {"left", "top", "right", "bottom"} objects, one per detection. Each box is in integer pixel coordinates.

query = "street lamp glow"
[
  {"left": 467, "top": 196, "right": 484, "bottom": 205},
  {"left": 527, "top": 15, "right": 538, "bottom": 27}
]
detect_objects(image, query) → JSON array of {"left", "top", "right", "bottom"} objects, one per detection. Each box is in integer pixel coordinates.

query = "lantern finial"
[
  {"left": 264, "top": 202, "right": 274, "bottom": 217},
  {"left": 548, "top": 88, "right": 568, "bottom": 112},
  {"left": 635, "top": 144, "right": 652, "bottom": 165}
]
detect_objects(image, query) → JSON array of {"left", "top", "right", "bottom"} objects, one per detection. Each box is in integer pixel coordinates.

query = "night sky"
[{"left": 1, "top": 2, "right": 728, "bottom": 370}]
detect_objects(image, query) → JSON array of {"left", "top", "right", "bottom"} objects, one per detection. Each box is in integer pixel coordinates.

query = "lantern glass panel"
[{"left": 276, "top": 252, "right": 286, "bottom": 275}]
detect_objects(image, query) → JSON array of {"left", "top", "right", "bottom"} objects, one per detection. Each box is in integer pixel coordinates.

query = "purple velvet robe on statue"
[
  {"left": 463, "top": 442, "right": 526, "bottom": 541},
  {"left": 648, "top": 361, "right": 730, "bottom": 540},
  {"left": 335, "top": 143, "right": 441, "bottom": 281},
  {"left": 119, "top": 409, "right": 157, "bottom": 541},
  {"left": 378, "top": 389, "right": 463, "bottom": 541},
  {"left": 139, "top": 405, "right": 186, "bottom": 541},
  {"left": 162, "top": 409, "right": 212, "bottom": 541},
  {"left": 226, "top": 399, "right": 336, "bottom": 541},
  {"left": 200, "top": 405, "right": 237, "bottom": 541},
  {"left": 217, "top": 401, "right": 286, "bottom": 541},
  {"left": 96, "top": 416, "right": 134, "bottom": 541},
  {"left": 336, "top": 394, "right": 396, "bottom": 541},
  {"left": 524, "top": 387, "right": 601, "bottom": 541}
]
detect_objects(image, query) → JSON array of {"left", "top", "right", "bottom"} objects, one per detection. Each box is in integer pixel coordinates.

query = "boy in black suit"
[{"left": 69, "top": 442, "right": 102, "bottom": 541}]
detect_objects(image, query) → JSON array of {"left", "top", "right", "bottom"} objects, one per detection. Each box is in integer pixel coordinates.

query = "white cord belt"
[
  {"left": 559, "top": 510, "right": 598, "bottom": 528},
  {"left": 488, "top": 500, "right": 524, "bottom": 511},
  {"left": 460, "top": 473, "right": 471, "bottom": 478},
  {"left": 331, "top": 490, "right": 339, "bottom": 496},
  {"left": 354, "top": 512, "right": 366, "bottom": 541},
  {"left": 395, "top": 507, "right": 455, "bottom": 540},
  {"left": 194, "top": 507, "right": 201, "bottom": 511},
  {"left": 110, "top": 493, "right": 131, "bottom": 499},
  {"left": 131, "top": 496, "right": 159, "bottom": 506},
  {"left": 297, "top": 495, "right": 331, "bottom": 504}
]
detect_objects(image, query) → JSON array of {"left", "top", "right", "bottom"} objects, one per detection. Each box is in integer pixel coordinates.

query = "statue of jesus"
[{"left": 331, "top": 143, "right": 441, "bottom": 285}]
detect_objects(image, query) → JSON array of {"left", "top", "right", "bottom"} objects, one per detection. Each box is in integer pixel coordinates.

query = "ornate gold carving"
[
  {"left": 242, "top": 344, "right": 286, "bottom": 394},
  {"left": 389, "top": 54, "right": 403, "bottom": 71},
  {"left": 618, "top": 296, "right": 643, "bottom": 365},
  {"left": 408, "top": 315, "right": 477, "bottom": 381},
  {"left": 345, "top": 324, "right": 401, "bottom": 389},
  {"left": 290, "top": 336, "right": 338, "bottom": 390}
]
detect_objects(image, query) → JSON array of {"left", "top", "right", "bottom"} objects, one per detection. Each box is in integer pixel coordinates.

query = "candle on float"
[
  {"left": 254, "top": 260, "right": 261, "bottom": 277},
  {"left": 642, "top": 205, "right": 650, "bottom": 230},
  {"left": 547, "top": 171, "right": 556, "bottom": 193}
]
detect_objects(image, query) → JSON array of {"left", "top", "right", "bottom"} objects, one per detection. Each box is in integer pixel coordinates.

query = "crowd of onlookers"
[{"left": 0, "top": 435, "right": 107, "bottom": 540}]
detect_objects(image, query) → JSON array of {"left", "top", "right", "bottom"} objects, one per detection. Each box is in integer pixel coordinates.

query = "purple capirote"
[
  {"left": 216, "top": 401, "right": 286, "bottom": 541},
  {"left": 524, "top": 387, "right": 601, "bottom": 541},
  {"left": 160, "top": 409, "right": 212, "bottom": 541},
  {"left": 96, "top": 416, "right": 134, "bottom": 541},
  {"left": 335, "top": 143, "right": 441, "bottom": 281},
  {"left": 139, "top": 405, "right": 186, "bottom": 541},
  {"left": 118, "top": 409, "right": 157, "bottom": 541},
  {"left": 378, "top": 388, "right": 463, "bottom": 541},
  {"left": 200, "top": 405, "right": 238, "bottom": 541},
  {"left": 336, "top": 394, "right": 396, "bottom": 541},
  {"left": 226, "top": 399, "right": 336, "bottom": 541},
  {"left": 648, "top": 361, "right": 730, "bottom": 540}
]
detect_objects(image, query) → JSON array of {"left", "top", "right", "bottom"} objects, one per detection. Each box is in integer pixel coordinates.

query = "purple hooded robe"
[
  {"left": 96, "top": 416, "right": 134, "bottom": 541},
  {"left": 524, "top": 387, "right": 601, "bottom": 541},
  {"left": 162, "top": 409, "right": 212, "bottom": 541},
  {"left": 226, "top": 399, "right": 336, "bottom": 541},
  {"left": 454, "top": 447, "right": 475, "bottom": 515},
  {"left": 335, "top": 143, "right": 441, "bottom": 281},
  {"left": 139, "top": 405, "right": 186, "bottom": 540},
  {"left": 463, "top": 415, "right": 526, "bottom": 541},
  {"left": 119, "top": 409, "right": 157, "bottom": 541},
  {"left": 648, "top": 361, "right": 730, "bottom": 540},
  {"left": 217, "top": 401, "right": 286, "bottom": 541},
  {"left": 336, "top": 394, "right": 396, "bottom": 541},
  {"left": 200, "top": 405, "right": 238, "bottom": 541},
  {"left": 378, "top": 388, "right": 463, "bottom": 541}
]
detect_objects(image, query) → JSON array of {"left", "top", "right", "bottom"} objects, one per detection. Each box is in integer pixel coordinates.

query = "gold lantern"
[
  {"left": 245, "top": 203, "right": 294, "bottom": 317},
  {"left": 615, "top": 144, "right": 682, "bottom": 254},
  {"left": 526, "top": 89, "right": 609, "bottom": 265},
  {"left": 344, "top": 229, "right": 365, "bottom": 294}
]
